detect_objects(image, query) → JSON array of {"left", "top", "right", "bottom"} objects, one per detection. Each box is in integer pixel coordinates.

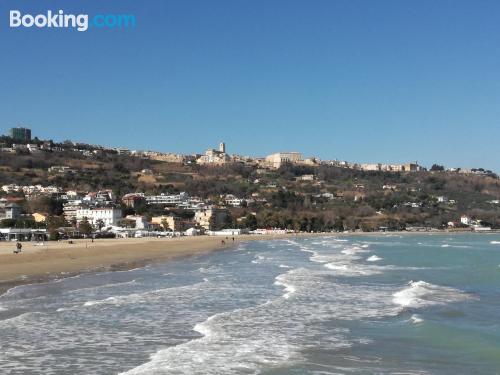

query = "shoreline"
[
  {"left": 0, "top": 230, "right": 497, "bottom": 296},
  {"left": 0, "top": 233, "right": 322, "bottom": 295}
]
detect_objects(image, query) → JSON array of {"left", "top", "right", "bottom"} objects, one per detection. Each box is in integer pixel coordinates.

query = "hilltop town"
[{"left": 1, "top": 126, "right": 499, "bottom": 241}]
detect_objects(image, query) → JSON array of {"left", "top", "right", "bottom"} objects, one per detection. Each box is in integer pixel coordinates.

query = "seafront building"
[
  {"left": 194, "top": 207, "right": 229, "bottom": 230},
  {"left": 75, "top": 207, "right": 122, "bottom": 227}
]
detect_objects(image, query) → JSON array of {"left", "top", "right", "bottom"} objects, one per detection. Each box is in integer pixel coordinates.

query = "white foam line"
[
  {"left": 82, "top": 279, "right": 209, "bottom": 308},
  {"left": 393, "top": 280, "right": 474, "bottom": 309},
  {"left": 274, "top": 271, "right": 297, "bottom": 299},
  {"left": 366, "top": 255, "right": 382, "bottom": 262}
]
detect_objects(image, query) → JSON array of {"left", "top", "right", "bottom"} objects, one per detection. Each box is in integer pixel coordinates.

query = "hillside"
[{"left": 1, "top": 140, "right": 499, "bottom": 232}]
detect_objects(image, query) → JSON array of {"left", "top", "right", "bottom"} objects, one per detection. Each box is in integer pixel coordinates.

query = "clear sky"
[{"left": 1, "top": 0, "right": 499, "bottom": 171}]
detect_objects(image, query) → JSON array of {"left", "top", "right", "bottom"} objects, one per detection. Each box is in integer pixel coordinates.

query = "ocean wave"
[
  {"left": 366, "top": 255, "right": 382, "bottom": 262},
  {"left": 118, "top": 307, "right": 302, "bottom": 375},
  {"left": 119, "top": 269, "right": 358, "bottom": 375},
  {"left": 392, "top": 281, "right": 474, "bottom": 309},
  {"left": 82, "top": 279, "right": 209, "bottom": 308},
  {"left": 341, "top": 247, "right": 370, "bottom": 255},
  {"left": 410, "top": 314, "right": 424, "bottom": 324},
  {"left": 324, "top": 262, "right": 386, "bottom": 276},
  {"left": 66, "top": 279, "right": 138, "bottom": 295},
  {"left": 441, "top": 244, "right": 471, "bottom": 249},
  {"left": 490, "top": 241, "right": 500, "bottom": 245},
  {"left": 274, "top": 272, "right": 297, "bottom": 299},
  {"left": 0, "top": 312, "right": 41, "bottom": 326}
]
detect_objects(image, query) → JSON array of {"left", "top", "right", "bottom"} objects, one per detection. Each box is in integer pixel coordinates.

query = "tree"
[
  {"left": 46, "top": 216, "right": 68, "bottom": 240},
  {"left": 79, "top": 218, "right": 93, "bottom": 236},
  {"left": 161, "top": 219, "right": 172, "bottom": 231},
  {"left": 95, "top": 219, "right": 105, "bottom": 231},
  {"left": 240, "top": 214, "right": 257, "bottom": 230},
  {"left": 26, "top": 196, "right": 63, "bottom": 216},
  {"left": 430, "top": 164, "right": 445, "bottom": 171},
  {"left": 332, "top": 217, "right": 345, "bottom": 232}
]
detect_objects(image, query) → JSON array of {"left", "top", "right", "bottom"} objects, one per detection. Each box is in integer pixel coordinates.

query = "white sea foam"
[
  {"left": 119, "top": 267, "right": 378, "bottom": 375},
  {"left": 274, "top": 272, "right": 297, "bottom": 299},
  {"left": 410, "top": 314, "right": 424, "bottom": 324},
  {"left": 392, "top": 281, "right": 473, "bottom": 309},
  {"left": 82, "top": 279, "right": 209, "bottom": 308},
  {"left": 324, "top": 262, "right": 385, "bottom": 276},
  {"left": 490, "top": 241, "right": 500, "bottom": 245},
  {"left": 341, "top": 247, "right": 368, "bottom": 255},
  {"left": 198, "top": 265, "right": 223, "bottom": 274},
  {"left": 0, "top": 312, "right": 39, "bottom": 326},
  {"left": 366, "top": 255, "right": 382, "bottom": 262},
  {"left": 441, "top": 244, "right": 471, "bottom": 249},
  {"left": 119, "top": 306, "right": 302, "bottom": 374}
]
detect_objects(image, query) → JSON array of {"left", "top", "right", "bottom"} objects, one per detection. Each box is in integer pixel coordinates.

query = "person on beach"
[{"left": 14, "top": 242, "right": 22, "bottom": 254}]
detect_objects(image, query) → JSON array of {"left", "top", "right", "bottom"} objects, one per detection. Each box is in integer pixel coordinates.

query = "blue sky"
[{"left": 1, "top": 0, "right": 499, "bottom": 171}]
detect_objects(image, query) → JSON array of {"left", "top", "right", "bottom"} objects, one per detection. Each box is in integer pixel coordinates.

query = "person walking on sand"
[{"left": 14, "top": 241, "right": 22, "bottom": 254}]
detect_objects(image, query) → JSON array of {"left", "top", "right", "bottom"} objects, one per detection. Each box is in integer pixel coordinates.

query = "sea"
[{"left": 1, "top": 233, "right": 500, "bottom": 374}]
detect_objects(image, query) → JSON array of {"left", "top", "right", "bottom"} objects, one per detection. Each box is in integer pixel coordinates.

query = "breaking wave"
[{"left": 392, "top": 281, "right": 474, "bottom": 309}]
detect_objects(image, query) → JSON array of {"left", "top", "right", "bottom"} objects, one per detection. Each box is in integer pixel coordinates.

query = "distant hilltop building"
[
  {"left": 265, "top": 152, "right": 303, "bottom": 169},
  {"left": 359, "top": 162, "right": 423, "bottom": 173},
  {"left": 9, "top": 127, "right": 31, "bottom": 143},
  {"left": 198, "top": 142, "right": 230, "bottom": 165}
]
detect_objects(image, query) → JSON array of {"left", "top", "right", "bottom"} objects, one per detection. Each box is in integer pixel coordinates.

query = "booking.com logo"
[{"left": 9, "top": 10, "right": 136, "bottom": 31}]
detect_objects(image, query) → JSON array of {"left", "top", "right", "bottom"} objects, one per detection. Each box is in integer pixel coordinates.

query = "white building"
[
  {"left": 63, "top": 201, "right": 85, "bottom": 221},
  {"left": 297, "top": 174, "right": 315, "bottom": 181},
  {"left": 76, "top": 207, "right": 122, "bottom": 227},
  {"left": 460, "top": 215, "right": 471, "bottom": 226},
  {"left": 265, "top": 152, "right": 303, "bottom": 169},
  {"left": 27, "top": 144, "right": 40, "bottom": 153},
  {"left": 360, "top": 163, "right": 382, "bottom": 172},
  {"left": 223, "top": 194, "right": 244, "bottom": 207},
  {"left": 208, "top": 228, "right": 248, "bottom": 236},
  {"left": 145, "top": 192, "right": 189, "bottom": 205}
]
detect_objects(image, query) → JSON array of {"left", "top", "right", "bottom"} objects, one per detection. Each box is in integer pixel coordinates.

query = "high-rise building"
[{"left": 9, "top": 127, "right": 31, "bottom": 142}]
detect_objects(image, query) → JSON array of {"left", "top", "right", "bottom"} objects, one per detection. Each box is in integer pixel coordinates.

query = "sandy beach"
[{"left": 0, "top": 234, "right": 315, "bottom": 294}]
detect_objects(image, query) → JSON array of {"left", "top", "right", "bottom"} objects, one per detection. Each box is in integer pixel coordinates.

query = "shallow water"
[{"left": 1, "top": 233, "right": 500, "bottom": 374}]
